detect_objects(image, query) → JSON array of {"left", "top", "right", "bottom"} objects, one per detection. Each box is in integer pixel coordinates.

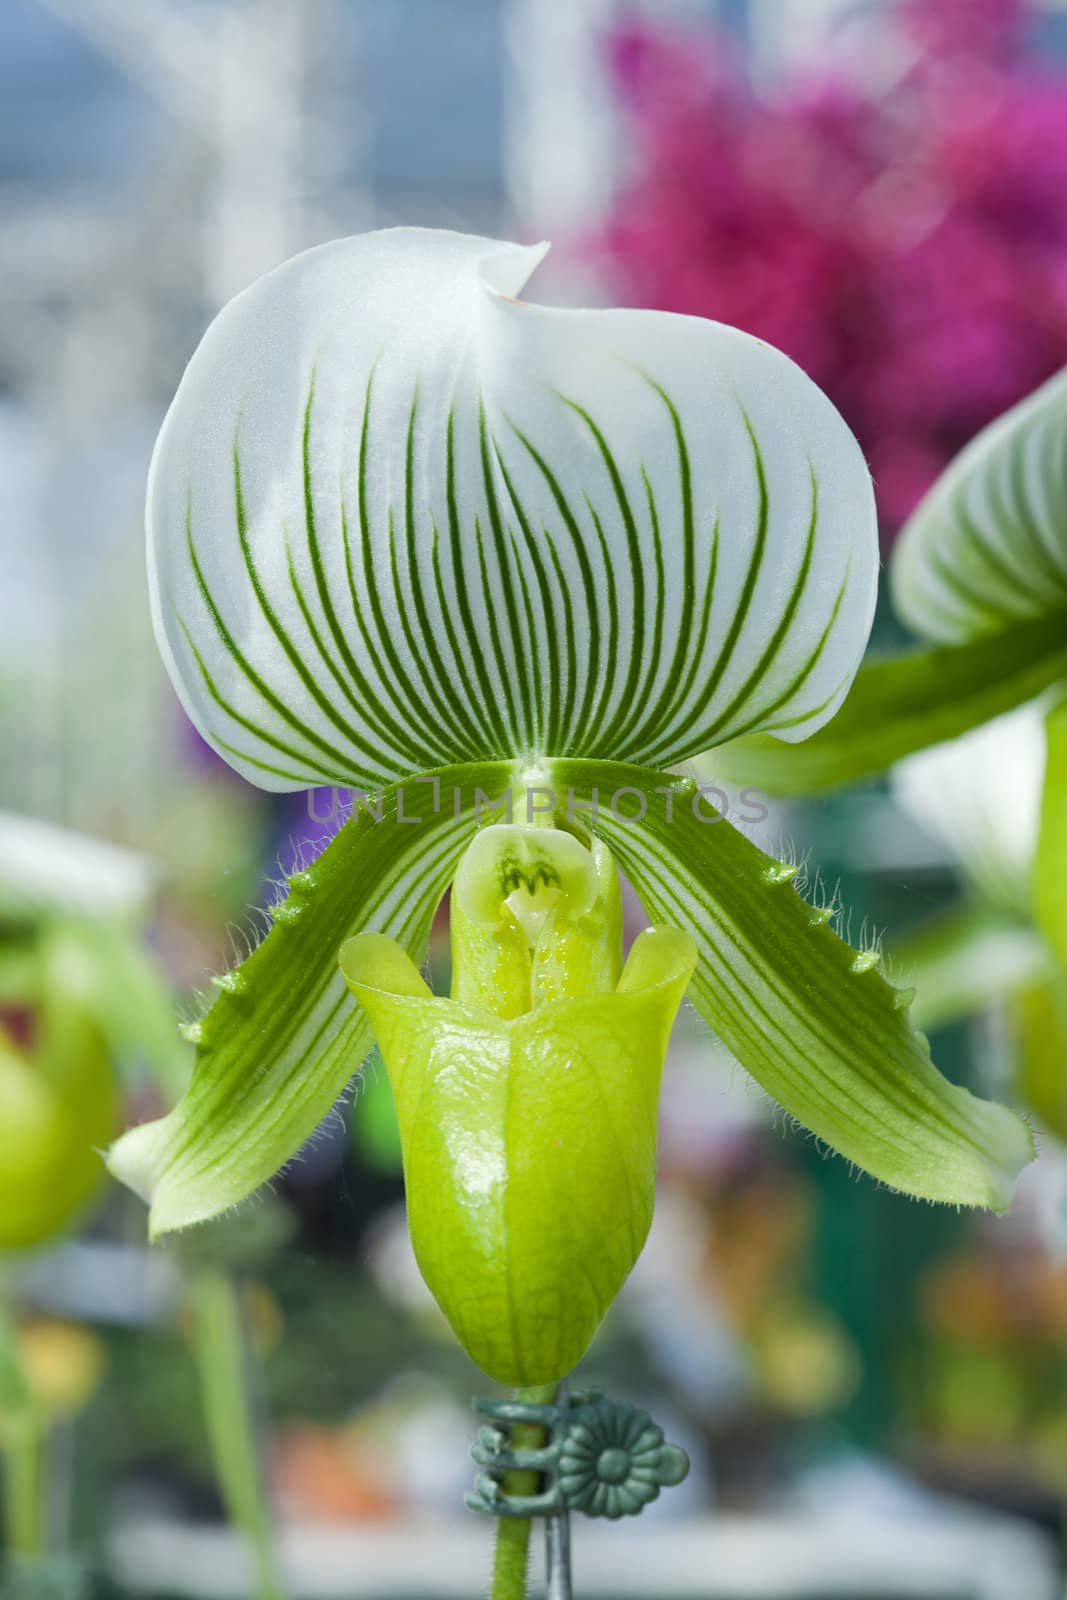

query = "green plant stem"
[
  {"left": 0, "top": 1273, "right": 47, "bottom": 1565},
  {"left": 490, "top": 1384, "right": 555, "bottom": 1600},
  {"left": 2, "top": 1414, "right": 46, "bottom": 1559},
  {"left": 189, "top": 1267, "right": 285, "bottom": 1600}
]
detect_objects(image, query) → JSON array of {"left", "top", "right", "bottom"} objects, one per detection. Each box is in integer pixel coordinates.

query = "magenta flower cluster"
[{"left": 592, "top": 0, "right": 1067, "bottom": 532}]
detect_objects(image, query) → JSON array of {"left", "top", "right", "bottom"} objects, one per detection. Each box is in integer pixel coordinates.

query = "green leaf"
[
  {"left": 889, "top": 903, "right": 1054, "bottom": 1034},
  {"left": 1034, "top": 693, "right": 1067, "bottom": 968},
  {"left": 108, "top": 761, "right": 512, "bottom": 1236},
  {"left": 892, "top": 362, "right": 1067, "bottom": 644},
  {"left": 552, "top": 760, "right": 1034, "bottom": 1211},
  {"left": 708, "top": 610, "right": 1067, "bottom": 795},
  {"left": 149, "top": 229, "right": 877, "bottom": 790}
]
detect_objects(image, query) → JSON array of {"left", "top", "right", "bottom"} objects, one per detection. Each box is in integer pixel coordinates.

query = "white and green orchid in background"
[
  {"left": 716, "top": 359, "right": 1067, "bottom": 796},
  {"left": 0, "top": 813, "right": 285, "bottom": 1598},
  {"left": 110, "top": 228, "right": 1032, "bottom": 1396},
  {"left": 889, "top": 703, "right": 1067, "bottom": 1140},
  {"left": 891, "top": 703, "right": 1052, "bottom": 1033},
  {"left": 0, "top": 814, "right": 169, "bottom": 1574},
  {"left": 0, "top": 811, "right": 184, "bottom": 1249},
  {"left": 715, "top": 356, "right": 1067, "bottom": 1054}
]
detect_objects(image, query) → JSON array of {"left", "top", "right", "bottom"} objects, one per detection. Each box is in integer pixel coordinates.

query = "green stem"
[
  {"left": 188, "top": 1268, "right": 285, "bottom": 1600},
  {"left": 2, "top": 1414, "right": 46, "bottom": 1559},
  {"left": 490, "top": 1384, "right": 555, "bottom": 1600},
  {"left": 0, "top": 1275, "right": 47, "bottom": 1565}
]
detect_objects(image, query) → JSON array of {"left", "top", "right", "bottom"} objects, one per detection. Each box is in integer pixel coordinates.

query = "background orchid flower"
[
  {"left": 888, "top": 702, "right": 1067, "bottom": 1146},
  {"left": 0, "top": 949, "right": 114, "bottom": 1251},
  {"left": 894, "top": 706, "right": 1047, "bottom": 924},
  {"left": 716, "top": 360, "right": 1067, "bottom": 794},
  {"left": 888, "top": 705, "right": 1056, "bottom": 1035},
  {"left": 713, "top": 354, "right": 1067, "bottom": 1089},
  {"left": 110, "top": 227, "right": 1031, "bottom": 1312},
  {"left": 0, "top": 811, "right": 186, "bottom": 1249},
  {"left": 0, "top": 813, "right": 190, "bottom": 1107}
]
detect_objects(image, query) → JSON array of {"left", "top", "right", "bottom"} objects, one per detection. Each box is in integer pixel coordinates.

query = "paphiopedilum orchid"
[
  {"left": 715, "top": 353, "right": 1067, "bottom": 1119},
  {"left": 887, "top": 706, "right": 1055, "bottom": 1038},
  {"left": 0, "top": 812, "right": 174, "bottom": 1250},
  {"left": 0, "top": 954, "right": 113, "bottom": 1252},
  {"left": 716, "top": 359, "right": 1067, "bottom": 794},
  {"left": 890, "top": 704, "right": 1067, "bottom": 1139},
  {"left": 109, "top": 229, "right": 1032, "bottom": 1387}
]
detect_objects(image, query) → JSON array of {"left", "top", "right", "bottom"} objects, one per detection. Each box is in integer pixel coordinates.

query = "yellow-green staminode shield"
[{"left": 341, "top": 918, "right": 695, "bottom": 1386}]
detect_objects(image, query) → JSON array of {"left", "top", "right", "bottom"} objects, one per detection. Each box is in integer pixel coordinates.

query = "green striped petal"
[
  {"left": 108, "top": 761, "right": 510, "bottom": 1235},
  {"left": 149, "top": 228, "right": 878, "bottom": 788},
  {"left": 552, "top": 759, "right": 1034, "bottom": 1211},
  {"left": 892, "top": 363, "right": 1067, "bottom": 643}
]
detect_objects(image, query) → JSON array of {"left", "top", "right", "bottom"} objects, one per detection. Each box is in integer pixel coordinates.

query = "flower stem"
[
  {"left": 490, "top": 1384, "right": 555, "bottom": 1600},
  {"left": 0, "top": 1277, "right": 46, "bottom": 1564},
  {"left": 188, "top": 1267, "right": 286, "bottom": 1600},
  {"left": 2, "top": 1413, "right": 46, "bottom": 1559}
]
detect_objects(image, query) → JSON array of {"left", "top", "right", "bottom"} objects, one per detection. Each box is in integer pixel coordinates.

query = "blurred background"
[{"left": 3, "top": 0, "right": 1067, "bottom": 1595}]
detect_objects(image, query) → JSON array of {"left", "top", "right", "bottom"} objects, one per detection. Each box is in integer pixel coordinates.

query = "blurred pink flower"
[{"left": 592, "top": 0, "right": 1067, "bottom": 533}]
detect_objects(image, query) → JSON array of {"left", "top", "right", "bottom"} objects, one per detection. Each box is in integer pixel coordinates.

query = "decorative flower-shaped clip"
[
  {"left": 109, "top": 229, "right": 1032, "bottom": 1365},
  {"left": 468, "top": 1390, "right": 689, "bottom": 1521},
  {"left": 555, "top": 1399, "right": 688, "bottom": 1519}
]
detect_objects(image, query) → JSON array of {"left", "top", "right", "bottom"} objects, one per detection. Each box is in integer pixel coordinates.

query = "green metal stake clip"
[{"left": 467, "top": 1383, "right": 690, "bottom": 1596}]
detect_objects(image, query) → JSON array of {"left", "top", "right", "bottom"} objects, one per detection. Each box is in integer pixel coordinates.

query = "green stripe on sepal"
[
  {"left": 892, "top": 361, "right": 1067, "bottom": 644},
  {"left": 108, "top": 761, "right": 512, "bottom": 1236},
  {"left": 708, "top": 610, "right": 1067, "bottom": 796},
  {"left": 553, "top": 759, "right": 1034, "bottom": 1211},
  {"left": 1034, "top": 693, "right": 1067, "bottom": 969}
]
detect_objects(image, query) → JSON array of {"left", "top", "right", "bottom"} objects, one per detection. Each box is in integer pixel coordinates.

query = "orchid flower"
[
  {"left": 715, "top": 355, "right": 1067, "bottom": 1081},
  {"left": 888, "top": 705, "right": 1056, "bottom": 1034},
  {"left": 889, "top": 703, "right": 1067, "bottom": 1142},
  {"left": 0, "top": 961, "right": 113, "bottom": 1251},
  {"left": 0, "top": 811, "right": 189, "bottom": 1114},
  {"left": 717, "top": 360, "right": 1067, "bottom": 795},
  {"left": 109, "top": 229, "right": 1032, "bottom": 1386},
  {"left": 0, "top": 813, "right": 153, "bottom": 1249},
  {"left": 895, "top": 705, "right": 1047, "bottom": 924}
]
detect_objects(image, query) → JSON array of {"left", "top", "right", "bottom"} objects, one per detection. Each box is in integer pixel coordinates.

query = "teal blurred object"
[{"left": 786, "top": 788, "right": 969, "bottom": 1448}]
